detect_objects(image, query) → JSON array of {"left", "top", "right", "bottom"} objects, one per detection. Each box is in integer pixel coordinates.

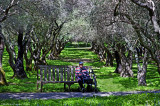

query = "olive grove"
[{"left": 0, "top": 0, "right": 160, "bottom": 87}]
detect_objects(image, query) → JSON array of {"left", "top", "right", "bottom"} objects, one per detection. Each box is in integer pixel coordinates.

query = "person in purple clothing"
[{"left": 75, "top": 62, "right": 91, "bottom": 92}]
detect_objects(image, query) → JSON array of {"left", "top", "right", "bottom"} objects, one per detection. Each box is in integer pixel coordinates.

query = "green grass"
[
  {"left": 0, "top": 42, "right": 160, "bottom": 93},
  {"left": 1, "top": 93, "right": 160, "bottom": 106}
]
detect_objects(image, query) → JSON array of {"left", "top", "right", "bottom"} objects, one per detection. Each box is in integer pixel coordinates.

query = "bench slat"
[
  {"left": 40, "top": 68, "right": 43, "bottom": 81},
  {"left": 64, "top": 67, "right": 66, "bottom": 81},
  {"left": 67, "top": 68, "right": 70, "bottom": 81},
  {"left": 44, "top": 68, "right": 47, "bottom": 81},
  {"left": 71, "top": 66, "right": 74, "bottom": 81},
  {"left": 56, "top": 68, "right": 59, "bottom": 81},
  {"left": 60, "top": 68, "right": 63, "bottom": 81},
  {"left": 52, "top": 67, "right": 55, "bottom": 81},
  {"left": 48, "top": 67, "right": 51, "bottom": 81}
]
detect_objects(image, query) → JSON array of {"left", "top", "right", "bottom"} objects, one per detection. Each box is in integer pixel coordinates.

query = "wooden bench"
[{"left": 37, "top": 65, "right": 97, "bottom": 92}]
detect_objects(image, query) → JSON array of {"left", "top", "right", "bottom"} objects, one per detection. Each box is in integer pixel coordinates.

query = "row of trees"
[
  {"left": 0, "top": 0, "right": 159, "bottom": 87},
  {"left": 0, "top": 0, "right": 93, "bottom": 85},
  {"left": 89, "top": 0, "right": 160, "bottom": 86},
  {"left": 0, "top": 0, "right": 75, "bottom": 84}
]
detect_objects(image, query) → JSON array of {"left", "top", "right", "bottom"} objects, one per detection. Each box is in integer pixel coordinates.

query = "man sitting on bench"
[{"left": 75, "top": 62, "right": 92, "bottom": 92}]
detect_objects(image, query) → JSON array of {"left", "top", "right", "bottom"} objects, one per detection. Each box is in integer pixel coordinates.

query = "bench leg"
[
  {"left": 94, "top": 82, "right": 98, "bottom": 93},
  {"left": 68, "top": 84, "right": 71, "bottom": 92},
  {"left": 64, "top": 83, "right": 66, "bottom": 91},
  {"left": 40, "top": 82, "right": 43, "bottom": 92},
  {"left": 66, "top": 84, "right": 72, "bottom": 92}
]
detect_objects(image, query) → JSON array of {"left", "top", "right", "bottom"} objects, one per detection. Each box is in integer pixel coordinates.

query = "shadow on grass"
[
  {"left": 96, "top": 74, "right": 119, "bottom": 79},
  {"left": 42, "top": 83, "right": 98, "bottom": 92},
  {"left": 114, "top": 77, "right": 138, "bottom": 89},
  {"left": 112, "top": 64, "right": 160, "bottom": 90}
]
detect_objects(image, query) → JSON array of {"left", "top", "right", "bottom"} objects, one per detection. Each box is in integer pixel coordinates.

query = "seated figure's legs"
[
  {"left": 77, "top": 77, "right": 84, "bottom": 89},
  {"left": 85, "top": 78, "right": 93, "bottom": 91}
]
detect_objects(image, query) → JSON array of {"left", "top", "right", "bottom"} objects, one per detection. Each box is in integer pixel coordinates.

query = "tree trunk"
[
  {"left": 48, "top": 40, "right": 66, "bottom": 60},
  {"left": 98, "top": 47, "right": 106, "bottom": 62},
  {"left": 158, "top": 64, "right": 160, "bottom": 75},
  {"left": 114, "top": 51, "right": 122, "bottom": 73},
  {"left": 24, "top": 42, "right": 33, "bottom": 71},
  {"left": 91, "top": 42, "right": 95, "bottom": 50},
  {"left": 48, "top": 44, "right": 59, "bottom": 60},
  {"left": 0, "top": 67, "right": 8, "bottom": 86},
  {"left": 33, "top": 58, "right": 47, "bottom": 71},
  {"left": 14, "top": 31, "right": 27, "bottom": 79},
  {"left": 0, "top": 41, "right": 8, "bottom": 85},
  {"left": 0, "top": 37, "right": 4, "bottom": 67},
  {"left": 156, "top": 51, "right": 160, "bottom": 74},
  {"left": 114, "top": 50, "right": 134, "bottom": 77},
  {"left": 136, "top": 47, "right": 143, "bottom": 57},
  {"left": 32, "top": 45, "right": 46, "bottom": 71},
  {"left": 24, "top": 52, "right": 33, "bottom": 71},
  {"left": 0, "top": 25, "right": 8, "bottom": 85},
  {"left": 48, "top": 52, "right": 58, "bottom": 60},
  {"left": 24, "top": 54, "right": 32, "bottom": 72},
  {"left": 120, "top": 53, "right": 133, "bottom": 77},
  {"left": 33, "top": 48, "right": 47, "bottom": 71},
  {"left": 26, "top": 61, "right": 32, "bottom": 71},
  {"left": 105, "top": 49, "right": 114, "bottom": 67},
  {"left": 136, "top": 48, "right": 148, "bottom": 86}
]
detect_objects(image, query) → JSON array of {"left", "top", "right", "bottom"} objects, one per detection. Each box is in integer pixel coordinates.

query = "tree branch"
[
  {"left": 0, "top": 0, "right": 19, "bottom": 22},
  {"left": 131, "top": 0, "right": 160, "bottom": 35}
]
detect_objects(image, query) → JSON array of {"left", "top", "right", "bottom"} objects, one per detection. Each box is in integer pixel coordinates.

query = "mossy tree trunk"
[
  {"left": 0, "top": 25, "right": 8, "bottom": 85},
  {"left": 0, "top": 67, "right": 8, "bottom": 86}
]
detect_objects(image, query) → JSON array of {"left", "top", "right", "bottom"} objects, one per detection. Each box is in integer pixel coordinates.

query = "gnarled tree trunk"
[
  {"left": 114, "top": 47, "right": 134, "bottom": 77},
  {"left": 105, "top": 48, "right": 114, "bottom": 67},
  {"left": 48, "top": 40, "right": 64, "bottom": 60},
  {"left": 135, "top": 48, "right": 148, "bottom": 86},
  {"left": 33, "top": 48, "right": 47, "bottom": 71},
  {"left": 0, "top": 39, "right": 8, "bottom": 85},
  {"left": 120, "top": 51, "right": 133, "bottom": 77},
  {"left": 24, "top": 43, "right": 33, "bottom": 71},
  {"left": 114, "top": 51, "right": 122, "bottom": 73},
  {"left": 0, "top": 25, "right": 8, "bottom": 85},
  {"left": 0, "top": 67, "right": 8, "bottom": 86},
  {"left": 13, "top": 30, "right": 27, "bottom": 78}
]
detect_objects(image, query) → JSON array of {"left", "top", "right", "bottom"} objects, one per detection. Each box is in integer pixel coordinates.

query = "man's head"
[{"left": 79, "top": 62, "right": 83, "bottom": 68}]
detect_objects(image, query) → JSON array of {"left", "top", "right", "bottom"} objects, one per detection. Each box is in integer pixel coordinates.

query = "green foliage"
[{"left": 1, "top": 93, "right": 160, "bottom": 106}]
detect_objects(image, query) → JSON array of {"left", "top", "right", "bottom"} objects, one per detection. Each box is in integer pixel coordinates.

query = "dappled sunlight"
[{"left": 0, "top": 43, "right": 160, "bottom": 93}]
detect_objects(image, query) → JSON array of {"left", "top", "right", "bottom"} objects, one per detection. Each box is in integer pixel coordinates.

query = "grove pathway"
[{"left": 1, "top": 90, "right": 160, "bottom": 100}]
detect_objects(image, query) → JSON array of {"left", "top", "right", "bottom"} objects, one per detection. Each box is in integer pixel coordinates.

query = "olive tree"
[
  {"left": 90, "top": 0, "right": 136, "bottom": 77},
  {"left": 113, "top": 0, "right": 160, "bottom": 85},
  {"left": 0, "top": 0, "right": 19, "bottom": 83}
]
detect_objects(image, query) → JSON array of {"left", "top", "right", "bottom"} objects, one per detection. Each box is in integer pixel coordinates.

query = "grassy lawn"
[
  {"left": 1, "top": 93, "right": 160, "bottom": 106},
  {"left": 0, "top": 43, "right": 160, "bottom": 93}
]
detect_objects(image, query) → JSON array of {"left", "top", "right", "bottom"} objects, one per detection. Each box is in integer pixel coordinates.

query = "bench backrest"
[{"left": 37, "top": 65, "right": 93, "bottom": 82}]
